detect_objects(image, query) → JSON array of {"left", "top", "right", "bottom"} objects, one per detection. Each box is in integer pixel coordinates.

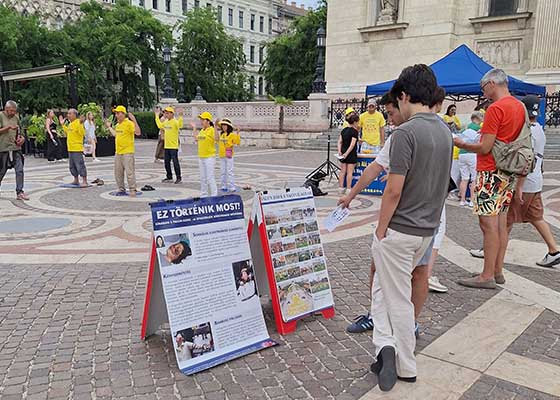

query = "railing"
[
  {"left": 329, "top": 98, "right": 367, "bottom": 128},
  {"left": 545, "top": 92, "right": 560, "bottom": 128}
]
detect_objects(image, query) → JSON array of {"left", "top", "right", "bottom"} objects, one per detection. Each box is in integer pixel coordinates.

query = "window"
[
  {"left": 194, "top": 0, "right": 199, "bottom": 7},
  {"left": 268, "top": 17, "right": 272, "bottom": 34},
  {"left": 250, "top": 45, "right": 255, "bottom": 63},
  {"left": 139, "top": 0, "right": 145, "bottom": 6},
  {"left": 249, "top": 76, "right": 255, "bottom": 94},
  {"left": 250, "top": 14, "right": 255, "bottom": 30},
  {"left": 217, "top": 5, "right": 222, "bottom": 22},
  {"left": 239, "top": 10, "right": 244, "bottom": 28},
  {"left": 165, "top": 0, "right": 171, "bottom": 12},
  {"left": 152, "top": 0, "right": 157, "bottom": 9},
  {"left": 259, "top": 46, "right": 264, "bottom": 64},
  {"left": 258, "top": 77, "right": 264, "bottom": 96},
  {"left": 489, "top": 0, "right": 518, "bottom": 16},
  {"left": 259, "top": 16, "right": 264, "bottom": 32},
  {"left": 228, "top": 8, "right": 233, "bottom": 26},
  {"left": 181, "top": 0, "right": 187, "bottom": 14}
]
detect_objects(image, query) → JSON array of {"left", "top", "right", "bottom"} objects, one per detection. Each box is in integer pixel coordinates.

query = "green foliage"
[
  {"left": 268, "top": 95, "right": 293, "bottom": 106},
  {"left": 176, "top": 7, "right": 252, "bottom": 102},
  {"left": 77, "top": 102, "right": 110, "bottom": 138},
  {"left": 26, "top": 115, "right": 47, "bottom": 145},
  {"left": 260, "top": 4, "right": 327, "bottom": 100},
  {"left": 134, "top": 112, "right": 159, "bottom": 139}
]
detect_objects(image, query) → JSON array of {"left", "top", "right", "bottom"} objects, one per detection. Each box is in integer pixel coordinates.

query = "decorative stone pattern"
[
  {"left": 252, "top": 104, "right": 277, "bottom": 118},
  {"left": 476, "top": 39, "right": 521, "bottom": 66},
  {"left": 460, "top": 375, "right": 559, "bottom": 400},
  {"left": 285, "top": 103, "right": 311, "bottom": 118},
  {"left": 223, "top": 104, "right": 247, "bottom": 119}
]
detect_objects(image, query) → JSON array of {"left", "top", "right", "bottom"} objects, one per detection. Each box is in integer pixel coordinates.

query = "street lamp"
[
  {"left": 312, "top": 26, "right": 326, "bottom": 93},
  {"left": 178, "top": 71, "right": 185, "bottom": 103},
  {"left": 162, "top": 46, "right": 173, "bottom": 99}
]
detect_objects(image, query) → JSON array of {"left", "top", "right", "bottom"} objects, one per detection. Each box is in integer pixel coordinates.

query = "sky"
[{"left": 299, "top": 0, "right": 320, "bottom": 9}]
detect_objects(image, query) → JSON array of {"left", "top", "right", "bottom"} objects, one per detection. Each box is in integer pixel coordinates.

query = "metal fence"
[
  {"left": 329, "top": 98, "right": 367, "bottom": 128},
  {"left": 545, "top": 92, "right": 560, "bottom": 128}
]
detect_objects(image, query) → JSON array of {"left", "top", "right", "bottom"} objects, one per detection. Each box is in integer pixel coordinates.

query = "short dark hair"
[
  {"left": 445, "top": 104, "right": 457, "bottom": 116},
  {"left": 172, "top": 241, "right": 192, "bottom": 264},
  {"left": 379, "top": 91, "right": 399, "bottom": 109},
  {"left": 345, "top": 113, "right": 359, "bottom": 124},
  {"left": 390, "top": 64, "right": 437, "bottom": 106},
  {"left": 430, "top": 86, "right": 446, "bottom": 108}
]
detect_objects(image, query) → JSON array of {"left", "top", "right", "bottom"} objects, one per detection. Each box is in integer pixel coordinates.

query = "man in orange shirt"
[{"left": 454, "top": 69, "right": 526, "bottom": 289}]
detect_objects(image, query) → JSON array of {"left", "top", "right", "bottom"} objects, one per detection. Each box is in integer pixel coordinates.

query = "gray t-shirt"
[{"left": 388, "top": 112, "right": 452, "bottom": 237}]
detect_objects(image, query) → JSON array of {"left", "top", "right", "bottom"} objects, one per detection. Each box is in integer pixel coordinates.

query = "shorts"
[
  {"left": 507, "top": 192, "right": 544, "bottom": 225},
  {"left": 474, "top": 170, "right": 516, "bottom": 216},
  {"left": 68, "top": 151, "right": 87, "bottom": 177},
  {"left": 458, "top": 153, "right": 476, "bottom": 181}
]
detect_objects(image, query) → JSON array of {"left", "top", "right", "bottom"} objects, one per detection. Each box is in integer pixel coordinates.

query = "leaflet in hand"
[
  {"left": 323, "top": 206, "right": 350, "bottom": 232},
  {"left": 335, "top": 153, "right": 344, "bottom": 160}
]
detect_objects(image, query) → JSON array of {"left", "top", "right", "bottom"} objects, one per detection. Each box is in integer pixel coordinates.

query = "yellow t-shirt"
[
  {"left": 156, "top": 116, "right": 183, "bottom": 150},
  {"left": 115, "top": 118, "right": 136, "bottom": 155},
  {"left": 218, "top": 132, "right": 241, "bottom": 158},
  {"left": 64, "top": 119, "right": 85, "bottom": 152},
  {"left": 443, "top": 114, "right": 462, "bottom": 130},
  {"left": 197, "top": 126, "right": 216, "bottom": 158},
  {"left": 359, "top": 111, "right": 386, "bottom": 146}
]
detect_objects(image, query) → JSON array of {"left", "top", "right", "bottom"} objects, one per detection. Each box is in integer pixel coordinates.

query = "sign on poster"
[{"left": 147, "top": 195, "right": 276, "bottom": 375}]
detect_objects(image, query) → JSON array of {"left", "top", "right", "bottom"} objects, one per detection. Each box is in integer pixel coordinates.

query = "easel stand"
[{"left": 306, "top": 134, "right": 340, "bottom": 182}]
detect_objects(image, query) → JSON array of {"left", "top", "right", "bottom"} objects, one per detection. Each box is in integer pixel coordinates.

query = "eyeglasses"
[{"left": 480, "top": 81, "right": 491, "bottom": 92}]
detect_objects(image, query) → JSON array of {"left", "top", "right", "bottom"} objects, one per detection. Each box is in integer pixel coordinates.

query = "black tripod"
[{"left": 306, "top": 134, "right": 340, "bottom": 182}]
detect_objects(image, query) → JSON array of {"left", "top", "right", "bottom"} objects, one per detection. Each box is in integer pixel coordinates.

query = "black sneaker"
[
  {"left": 174, "top": 178, "right": 182, "bottom": 184},
  {"left": 378, "top": 346, "right": 397, "bottom": 392},
  {"left": 346, "top": 313, "right": 374, "bottom": 333},
  {"left": 161, "top": 178, "right": 173, "bottom": 183}
]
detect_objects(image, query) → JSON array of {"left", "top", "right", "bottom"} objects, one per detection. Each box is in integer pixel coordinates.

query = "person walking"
[
  {"left": 60, "top": 109, "right": 88, "bottom": 187},
  {"left": 192, "top": 111, "right": 218, "bottom": 197},
  {"left": 0, "top": 100, "right": 29, "bottom": 200},
  {"left": 155, "top": 106, "right": 183, "bottom": 184},
  {"left": 105, "top": 105, "right": 141, "bottom": 196},
  {"left": 454, "top": 69, "right": 526, "bottom": 289},
  {"left": 218, "top": 118, "right": 240, "bottom": 192},
  {"left": 457, "top": 112, "right": 483, "bottom": 207},
  {"left": 337, "top": 113, "right": 359, "bottom": 195},
  {"left": 45, "top": 109, "right": 63, "bottom": 163},
  {"left": 359, "top": 98, "right": 386, "bottom": 154},
  {"left": 84, "top": 111, "right": 100, "bottom": 162},
  {"left": 370, "top": 64, "right": 452, "bottom": 391}
]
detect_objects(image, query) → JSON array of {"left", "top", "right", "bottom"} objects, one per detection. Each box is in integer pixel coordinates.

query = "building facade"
[
  {"left": 325, "top": 0, "right": 560, "bottom": 96},
  {"left": 1, "top": 0, "right": 308, "bottom": 98}
]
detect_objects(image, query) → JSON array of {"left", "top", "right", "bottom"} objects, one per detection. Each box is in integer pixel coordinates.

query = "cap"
[
  {"left": 114, "top": 105, "right": 127, "bottom": 113},
  {"left": 367, "top": 98, "right": 377, "bottom": 107},
  {"left": 198, "top": 111, "right": 213, "bottom": 121},
  {"left": 521, "top": 95, "right": 540, "bottom": 117},
  {"left": 344, "top": 107, "right": 355, "bottom": 116},
  {"left": 164, "top": 106, "right": 175, "bottom": 113},
  {"left": 219, "top": 118, "right": 233, "bottom": 128}
]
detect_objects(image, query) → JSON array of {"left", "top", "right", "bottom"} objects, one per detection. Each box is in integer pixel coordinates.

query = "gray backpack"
[{"left": 491, "top": 108, "right": 535, "bottom": 176}]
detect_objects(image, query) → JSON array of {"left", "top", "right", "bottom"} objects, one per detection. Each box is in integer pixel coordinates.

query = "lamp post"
[
  {"left": 178, "top": 71, "right": 185, "bottom": 103},
  {"left": 162, "top": 46, "right": 173, "bottom": 99},
  {"left": 312, "top": 26, "right": 326, "bottom": 93}
]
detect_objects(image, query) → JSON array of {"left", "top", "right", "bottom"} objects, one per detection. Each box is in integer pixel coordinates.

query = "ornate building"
[{"left": 325, "top": 0, "right": 560, "bottom": 96}]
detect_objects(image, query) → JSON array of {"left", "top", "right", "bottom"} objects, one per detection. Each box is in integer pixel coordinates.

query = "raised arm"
[{"left": 128, "top": 113, "right": 141, "bottom": 136}]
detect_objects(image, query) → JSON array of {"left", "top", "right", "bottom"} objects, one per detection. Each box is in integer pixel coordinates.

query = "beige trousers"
[
  {"left": 114, "top": 153, "right": 136, "bottom": 192},
  {"left": 371, "top": 228, "right": 432, "bottom": 378}
]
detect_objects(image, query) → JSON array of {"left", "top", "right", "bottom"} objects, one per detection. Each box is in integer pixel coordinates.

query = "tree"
[
  {"left": 260, "top": 3, "right": 327, "bottom": 100},
  {"left": 268, "top": 95, "right": 292, "bottom": 135},
  {"left": 176, "top": 7, "right": 252, "bottom": 102}
]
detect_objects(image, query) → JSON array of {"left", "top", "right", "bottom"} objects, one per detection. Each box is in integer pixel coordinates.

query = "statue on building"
[{"left": 377, "top": 0, "right": 398, "bottom": 25}]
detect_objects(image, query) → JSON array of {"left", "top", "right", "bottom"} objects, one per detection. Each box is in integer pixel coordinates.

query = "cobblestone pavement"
[{"left": 2, "top": 142, "right": 560, "bottom": 399}]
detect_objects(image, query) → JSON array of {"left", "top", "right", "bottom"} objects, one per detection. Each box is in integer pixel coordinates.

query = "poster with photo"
[
  {"left": 150, "top": 195, "right": 275, "bottom": 375},
  {"left": 260, "top": 188, "right": 335, "bottom": 322}
]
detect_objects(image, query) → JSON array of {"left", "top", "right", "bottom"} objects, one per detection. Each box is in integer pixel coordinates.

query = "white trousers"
[
  {"left": 199, "top": 157, "right": 217, "bottom": 197},
  {"left": 220, "top": 157, "right": 235, "bottom": 190},
  {"left": 371, "top": 229, "right": 432, "bottom": 378}
]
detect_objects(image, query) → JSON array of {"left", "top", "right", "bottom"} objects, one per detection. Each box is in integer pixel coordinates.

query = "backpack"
[{"left": 491, "top": 107, "right": 535, "bottom": 176}]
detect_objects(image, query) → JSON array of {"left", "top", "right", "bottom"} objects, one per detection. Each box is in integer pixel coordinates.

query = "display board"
[
  {"left": 141, "top": 195, "right": 276, "bottom": 375},
  {"left": 248, "top": 188, "right": 335, "bottom": 335},
  {"left": 352, "top": 155, "right": 387, "bottom": 196}
]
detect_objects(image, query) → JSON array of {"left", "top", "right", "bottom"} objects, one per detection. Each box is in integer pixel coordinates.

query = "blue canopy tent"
[{"left": 365, "top": 44, "right": 545, "bottom": 98}]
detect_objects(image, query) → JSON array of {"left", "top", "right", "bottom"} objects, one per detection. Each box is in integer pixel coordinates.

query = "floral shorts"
[{"left": 474, "top": 170, "right": 516, "bottom": 216}]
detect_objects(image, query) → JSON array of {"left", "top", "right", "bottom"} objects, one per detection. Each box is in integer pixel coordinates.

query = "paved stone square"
[{"left": 2, "top": 140, "right": 560, "bottom": 399}]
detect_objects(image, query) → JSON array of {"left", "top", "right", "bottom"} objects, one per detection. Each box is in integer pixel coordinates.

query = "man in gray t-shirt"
[{"left": 370, "top": 65, "right": 452, "bottom": 392}]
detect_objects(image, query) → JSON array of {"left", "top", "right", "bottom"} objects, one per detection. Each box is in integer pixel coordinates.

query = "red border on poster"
[
  {"left": 248, "top": 193, "right": 335, "bottom": 335},
  {"left": 140, "top": 238, "right": 157, "bottom": 340}
]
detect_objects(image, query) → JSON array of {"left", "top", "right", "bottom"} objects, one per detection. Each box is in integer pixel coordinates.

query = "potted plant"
[
  {"left": 25, "top": 114, "right": 48, "bottom": 156},
  {"left": 77, "top": 102, "right": 115, "bottom": 157},
  {"left": 269, "top": 95, "right": 293, "bottom": 149}
]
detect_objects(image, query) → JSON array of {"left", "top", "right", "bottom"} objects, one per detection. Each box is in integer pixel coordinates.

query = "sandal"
[
  {"left": 96, "top": 179, "right": 104, "bottom": 186},
  {"left": 141, "top": 185, "right": 155, "bottom": 191},
  {"left": 92, "top": 178, "right": 100, "bottom": 184}
]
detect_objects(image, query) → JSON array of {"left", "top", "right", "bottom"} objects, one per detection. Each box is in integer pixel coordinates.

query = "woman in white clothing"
[{"left": 84, "top": 112, "right": 100, "bottom": 162}]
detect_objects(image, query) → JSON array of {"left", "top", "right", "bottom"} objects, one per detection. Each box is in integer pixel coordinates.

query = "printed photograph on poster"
[
  {"left": 232, "top": 260, "right": 257, "bottom": 301},
  {"left": 174, "top": 322, "right": 215, "bottom": 361},
  {"left": 277, "top": 279, "right": 313, "bottom": 320},
  {"left": 157, "top": 233, "right": 193, "bottom": 267}
]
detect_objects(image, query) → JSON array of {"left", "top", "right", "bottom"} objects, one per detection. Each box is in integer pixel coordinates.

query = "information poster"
[
  {"left": 352, "top": 156, "right": 386, "bottom": 196},
  {"left": 150, "top": 195, "right": 275, "bottom": 375},
  {"left": 260, "top": 188, "right": 335, "bottom": 322}
]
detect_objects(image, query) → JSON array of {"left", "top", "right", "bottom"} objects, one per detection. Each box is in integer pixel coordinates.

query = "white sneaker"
[
  {"left": 93, "top": 158, "right": 101, "bottom": 162},
  {"left": 470, "top": 248, "right": 484, "bottom": 258},
  {"left": 459, "top": 201, "right": 466, "bottom": 206},
  {"left": 536, "top": 252, "right": 560, "bottom": 268},
  {"left": 468, "top": 201, "right": 474, "bottom": 208},
  {"left": 428, "top": 276, "right": 448, "bottom": 293}
]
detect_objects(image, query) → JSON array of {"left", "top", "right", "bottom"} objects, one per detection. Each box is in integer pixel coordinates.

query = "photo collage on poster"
[{"left": 263, "top": 199, "right": 333, "bottom": 322}]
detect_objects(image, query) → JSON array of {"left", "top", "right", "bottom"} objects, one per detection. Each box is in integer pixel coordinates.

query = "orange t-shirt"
[{"left": 477, "top": 96, "right": 525, "bottom": 171}]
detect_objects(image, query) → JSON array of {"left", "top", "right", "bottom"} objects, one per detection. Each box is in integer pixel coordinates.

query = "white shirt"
[
  {"left": 375, "top": 135, "right": 391, "bottom": 169},
  {"left": 523, "top": 122, "right": 546, "bottom": 193},
  {"left": 84, "top": 120, "right": 96, "bottom": 137}
]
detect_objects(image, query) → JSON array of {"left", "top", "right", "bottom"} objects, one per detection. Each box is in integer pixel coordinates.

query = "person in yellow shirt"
[
  {"left": 155, "top": 106, "right": 184, "bottom": 184},
  {"left": 359, "top": 99, "right": 386, "bottom": 154},
  {"left": 59, "top": 109, "right": 88, "bottom": 187},
  {"left": 191, "top": 111, "right": 219, "bottom": 197},
  {"left": 442, "top": 104, "right": 461, "bottom": 132},
  {"left": 104, "top": 105, "right": 141, "bottom": 196},
  {"left": 217, "top": 118, "right": 241, "bottom": 192}
]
